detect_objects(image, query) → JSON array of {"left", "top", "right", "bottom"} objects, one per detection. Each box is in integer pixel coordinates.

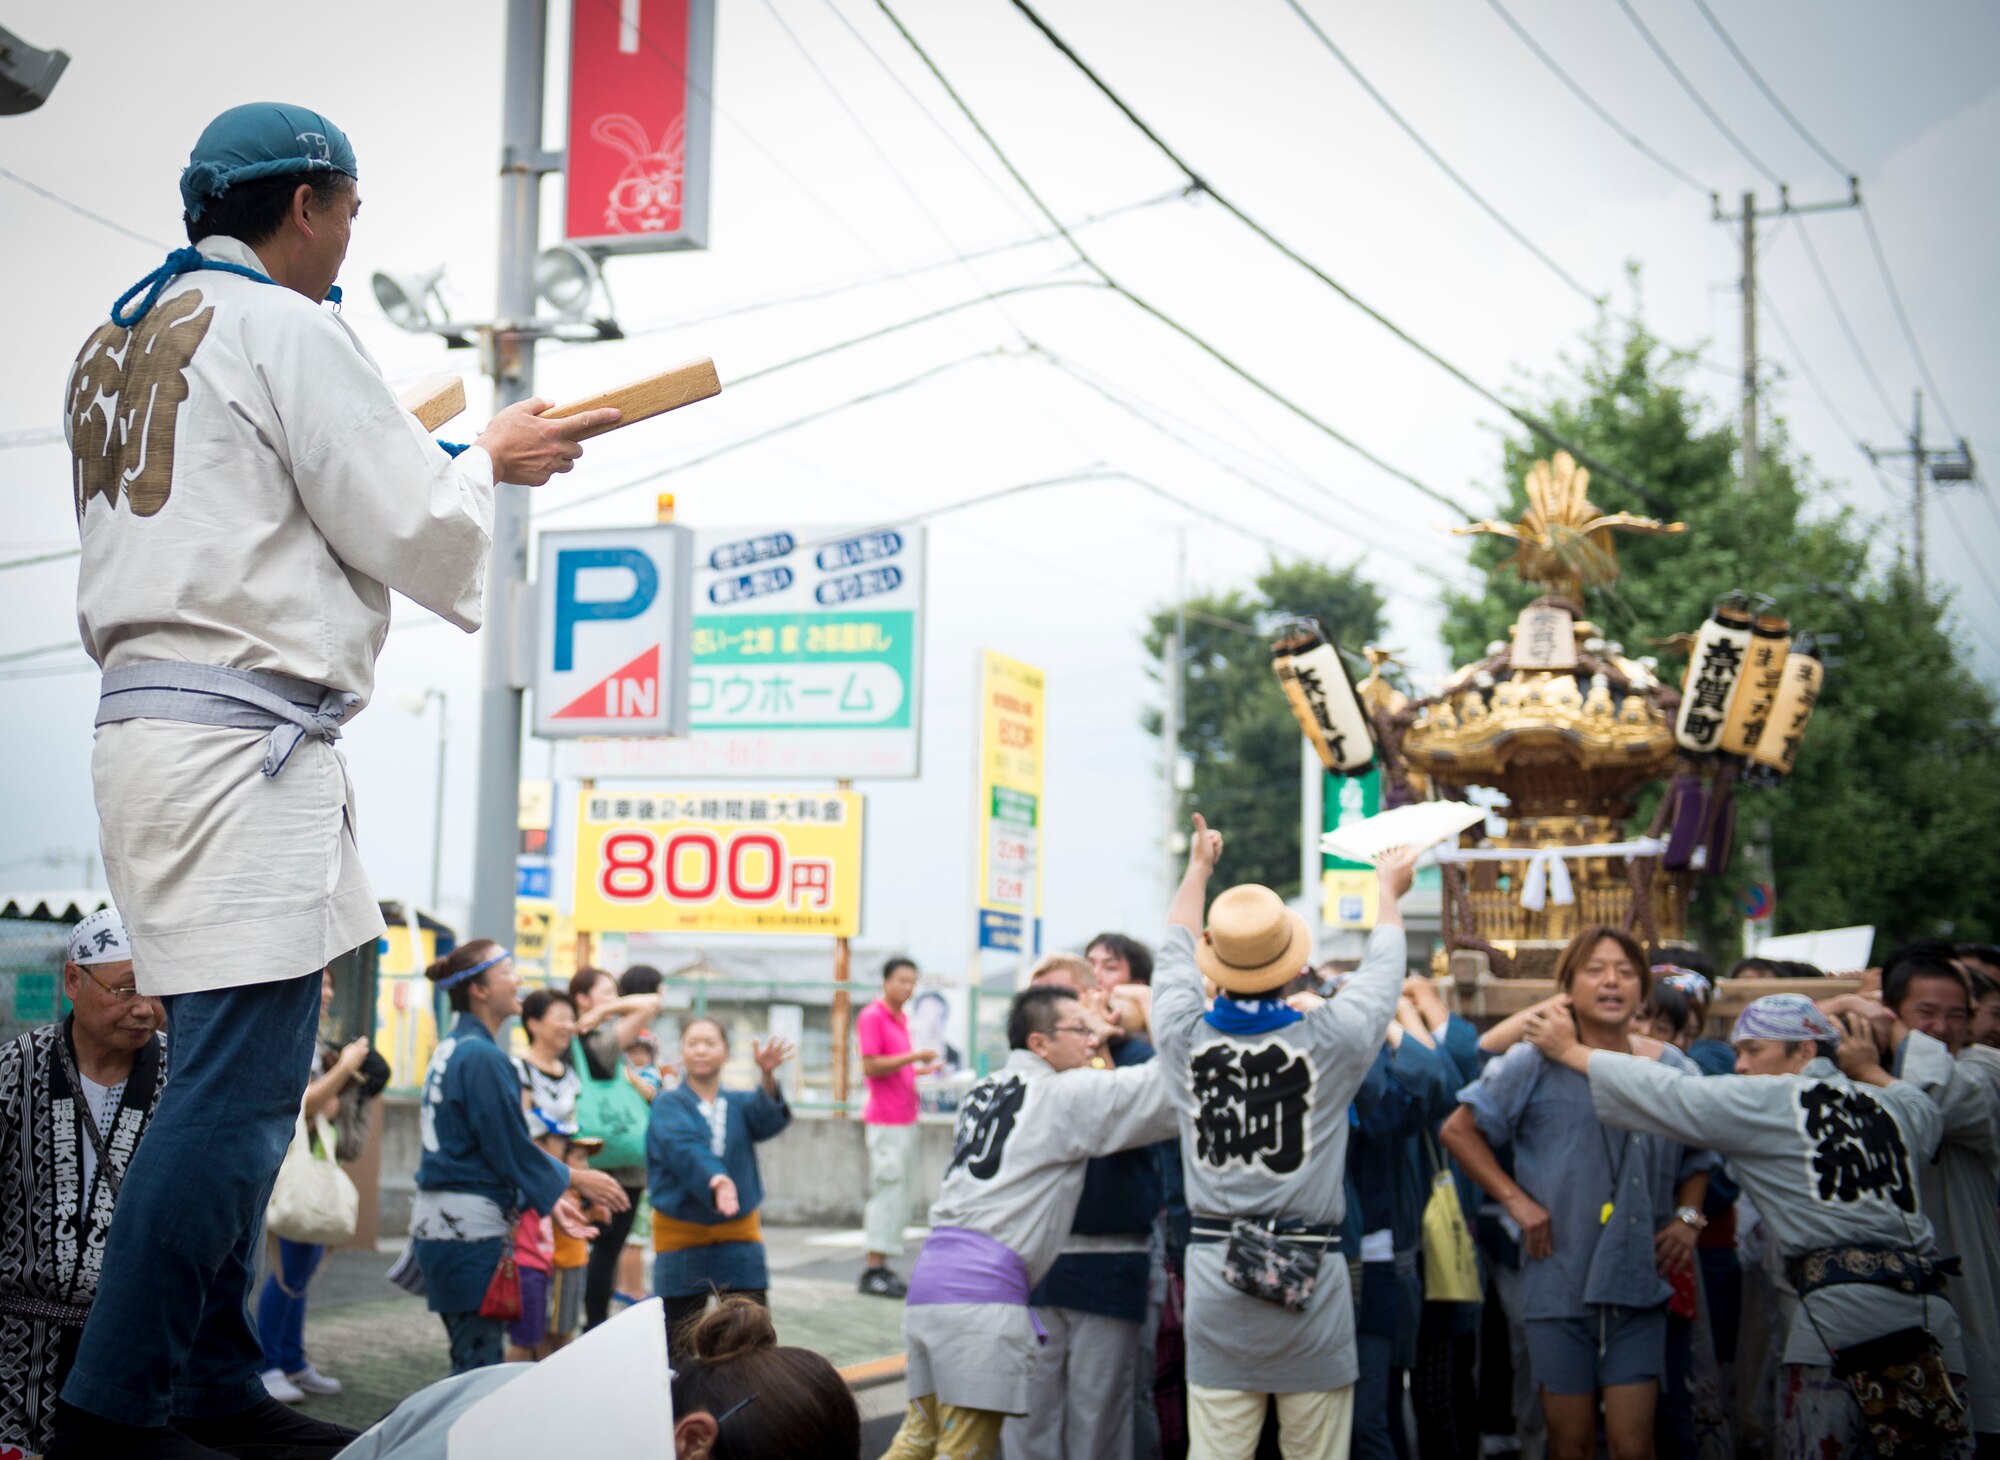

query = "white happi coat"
[{"left": 67, "top": 236, "right": 495, "bottom": 995}]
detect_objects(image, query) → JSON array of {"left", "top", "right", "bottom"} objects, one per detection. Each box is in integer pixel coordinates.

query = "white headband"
[{"left": 67, "top": 907, "right": 132, "bottom": 967}]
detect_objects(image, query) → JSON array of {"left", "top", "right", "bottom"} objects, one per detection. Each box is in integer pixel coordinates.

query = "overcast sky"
[{"left": 3, "top": 0, "right": 1995, "bottom": 967}]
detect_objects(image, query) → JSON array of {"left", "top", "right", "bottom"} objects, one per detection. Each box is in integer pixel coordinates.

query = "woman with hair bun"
[
  {"left": 332, "top": 1295, "right": 861, "bottom": 1459},
  {"left": 410, "top": 940, "right": 630, "bottom": 1372},
  {"left": 669, "top": 1297, "right": 860, "bottom": 1459}
]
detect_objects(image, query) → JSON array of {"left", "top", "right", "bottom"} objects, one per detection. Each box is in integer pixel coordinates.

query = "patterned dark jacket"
[{"left": 0, "top": 1020, "right": 167, "bottom": 1452}]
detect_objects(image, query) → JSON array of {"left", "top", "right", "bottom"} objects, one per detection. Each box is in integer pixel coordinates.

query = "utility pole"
[
  {"left": 1865, "top": 388, "right": 1978, "bottom": 601},
  {"left": 1713, "top": 181, "right": 1861, "bottom": 492},
  {"left": 470, "top": 0, "right": 559, "bottom": 944}
]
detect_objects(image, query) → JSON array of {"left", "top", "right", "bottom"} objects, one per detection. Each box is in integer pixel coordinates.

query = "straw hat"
[{"left": 1196, "top": 884, "right": 1313, "bottom": 996}]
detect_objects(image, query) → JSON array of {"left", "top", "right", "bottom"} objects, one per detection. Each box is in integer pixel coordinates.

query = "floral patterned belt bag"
[
  {"left": 1788, "top": 1244, "right": 1969, "bottom": 1459},
  {"left": 1192, "top": 1215, "right": 1342, "bottom": 1313}
]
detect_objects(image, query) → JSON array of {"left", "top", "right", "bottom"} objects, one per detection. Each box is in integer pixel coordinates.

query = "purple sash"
[{"left": 906, "top": 1226, "right": 1046, "bottom": 1341}]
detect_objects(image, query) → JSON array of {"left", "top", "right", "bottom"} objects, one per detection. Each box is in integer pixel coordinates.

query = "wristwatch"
[{"left": 1675, "top": 1205, "right": 1708, "bottom": 1231}]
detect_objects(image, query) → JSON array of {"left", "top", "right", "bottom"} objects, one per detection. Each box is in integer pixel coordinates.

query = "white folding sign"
[{"left": 533, "top": 525, "right": 694, "bottom": 740}]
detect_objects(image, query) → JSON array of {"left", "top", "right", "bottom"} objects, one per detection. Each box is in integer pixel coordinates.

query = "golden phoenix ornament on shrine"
[{"left": 1454, "top": 451, "right": 1686, "bottom": 602}]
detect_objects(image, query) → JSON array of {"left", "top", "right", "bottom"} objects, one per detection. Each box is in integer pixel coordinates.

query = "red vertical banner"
[{"left": 565, "top": 0, "right": 713, "bottom": 253}]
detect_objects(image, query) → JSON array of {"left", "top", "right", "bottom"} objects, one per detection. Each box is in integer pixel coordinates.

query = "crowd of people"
[{"left": 6, "top": 835, "right": 2000, "bottom": 1459}]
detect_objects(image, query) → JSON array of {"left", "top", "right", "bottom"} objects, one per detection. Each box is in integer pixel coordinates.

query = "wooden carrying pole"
[{"left": 396, "top": 375, "right": 468, "bottom": 432}]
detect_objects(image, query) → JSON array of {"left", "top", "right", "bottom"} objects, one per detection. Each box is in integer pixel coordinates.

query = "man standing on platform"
[
  {"left": 858, "top": 956, "right": 937, "bottom": 1298},
  {"left": 52, "top": 103, "right": 615, "bottom": 1460}
]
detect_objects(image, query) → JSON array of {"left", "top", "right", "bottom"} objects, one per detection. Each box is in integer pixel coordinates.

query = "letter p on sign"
[{"left": 534, "top": 526, "right": 694, "bottom": 739}]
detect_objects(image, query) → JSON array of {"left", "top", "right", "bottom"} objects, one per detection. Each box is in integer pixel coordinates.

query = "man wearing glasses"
[
  {"left": 883, "top": 982, "right": 1177, "bottom": 1458},
  {"left": 0, "top": 907, "right": 168, "bottom": 1456}
]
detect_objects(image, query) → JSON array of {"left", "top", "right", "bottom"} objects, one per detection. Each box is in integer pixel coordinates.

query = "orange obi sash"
[{"left": 653, "top": 1207, "right": 763, "bottom": 1253}]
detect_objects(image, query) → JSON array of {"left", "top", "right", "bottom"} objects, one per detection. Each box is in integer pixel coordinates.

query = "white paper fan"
[{"left": 1319, "top": 800, "right": 1487, "bottom": 865}]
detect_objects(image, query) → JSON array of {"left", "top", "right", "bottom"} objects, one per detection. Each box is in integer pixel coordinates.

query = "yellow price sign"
[{"left": 572, "top": 790, "right": 864, "bottom": 937}]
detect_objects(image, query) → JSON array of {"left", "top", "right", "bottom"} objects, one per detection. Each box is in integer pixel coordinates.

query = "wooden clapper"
[{"left": 394, "top": 357, "right": 722, "bottom": 437}]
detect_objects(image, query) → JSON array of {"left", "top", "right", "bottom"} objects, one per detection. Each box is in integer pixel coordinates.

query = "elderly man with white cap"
[
  {"left": 0, "top": 906, "right": 167, "bottom": 1456},
  {"left": 1148, "top": 815, "right": 1418, "bottom": 1459},
  {"left": 57, "top": 99, "right": 617, "bottom": 1460},
  {"left": 1526, "top": 990, "right": 1973, "bottom": 1458}
]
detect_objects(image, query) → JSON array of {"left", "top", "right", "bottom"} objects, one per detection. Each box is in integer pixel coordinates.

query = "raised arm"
[
  {"left": 1305, "top": 849, "right": 1417, "bottom": 1059},
  {"left": 1049, "top": 1061, "right": 1179, "bottom": 1162},
  {"left": 1153, "top": 816, "right": 1226, "bottom": 1070}
]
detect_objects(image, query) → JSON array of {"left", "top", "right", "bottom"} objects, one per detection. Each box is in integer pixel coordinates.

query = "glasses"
[
  {"left": 75, "top": 965, "right": 141, "bottom": 1003},
  {"left": 1049, "top": 1023, "right": 1096, "bottom": 1038}
]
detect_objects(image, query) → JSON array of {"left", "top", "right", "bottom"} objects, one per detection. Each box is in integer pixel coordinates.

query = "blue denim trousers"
[
  {"left": 61, "top": 971, "right": 323, "bottom": 1425},
  {"left": 256, "top": 1237, "right": 326, "bottom": 1375},
  {"left": 440, "top": 1312, "right": 507, "bottom": 1373}
]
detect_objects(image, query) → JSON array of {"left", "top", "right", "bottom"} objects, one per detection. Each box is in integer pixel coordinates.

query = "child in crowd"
[
  {"left": 504, "top": 1115, "right": 571, "bottom": 1362},
  {"left": 546, "top": 1136, "right": 608, "bottom": 1352}
]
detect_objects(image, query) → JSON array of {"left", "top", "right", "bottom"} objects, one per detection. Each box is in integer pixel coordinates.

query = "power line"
[
  {"left": 0, "top": 660, "right": 96, "bottom": 683},
  {"left": 535, "top": 349, "right": 1004, "bottom": 519},
  {"left": 758, "top": 0, "right": 1036, "bottom": 352},
  {"left": 0, "top": 547, "right": 80, "bottom": 573},
  {"left": 0, "top": 640, "right": 82, "bottom": 665},
  {"left": 992, "top": 0, "right": 1670, "bottom": 514},
  {"left": 816, "top": 0, "right": 1046, "bottom": 233},
  {"left": 1277, "top": 0, "right": 1602, "bottom": 304},
  {"left": 1859, "top": 207, "right": 1963, "bottom": 441},
  {"left": 1786, "top": 221, "right": 1902, "bottom": 425},
  {"left": 0, "top": 426, "right": 66, "bottom": 451},
  {"left": 1686, "top": 0, "right": 1849, "bottom": 179},
  {"left": 1610, "top": 0, "right": 1781, "bottom": 187},
  {"left": 1757, "top": 282, "right": 1893, "bottom": 495},
  {"left": 0, "top": 163, "right": 173, "bottom": 251},
  {"left": 1681, "top": 0, "right": 1966, "bottom": 443},
  {"left": 567, "top": 192, "right": 1179, "bottom": 347},
  {"left": 1031, "top": 347, "right": 1473, "bottom": 585},
  {"left": 1482, "top": 0, "right": 1710, "bottom": 196},
  {"left": 1936, "top": 493, "right": 2000, "bottom": 610},
  {"left": 873, "top": 0, "right": 1484, "bottom": 520}
]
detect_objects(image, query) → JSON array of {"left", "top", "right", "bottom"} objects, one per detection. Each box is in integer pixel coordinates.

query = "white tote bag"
[{"left": 266, "top": 1108, "right": 359, "bottom": 1246}]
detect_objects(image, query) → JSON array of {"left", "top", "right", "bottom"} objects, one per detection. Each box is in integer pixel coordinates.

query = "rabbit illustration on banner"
[{"left": 591, "top": 113, "right": 686, "bottom": 233}]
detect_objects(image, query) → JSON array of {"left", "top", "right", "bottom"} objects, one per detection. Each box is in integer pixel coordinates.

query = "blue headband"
[
  {"left": 180, "top": 102, "right": 357, "bottom": 220},
  {"left": 438, "top": 950, "right": 511, "bottom": 991}
]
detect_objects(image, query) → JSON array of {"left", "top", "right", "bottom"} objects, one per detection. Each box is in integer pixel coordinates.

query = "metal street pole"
[
  {"left": 1164, "top": 526, "right": 1185, "bottom": 899},
  {"left": 1739, "top": 191, "right": 1758, "bottom": 494},
  {"left": 1713, "top": 183, "right": 1859, "bottom": 492},
  {"left": 470, "top": 0, "right": 549, "bottom": 943},
  {"left": 429, "top": 690, "right": 449, "bottom": 913},
  {"left": 1910, "top": 389, "right": 1927, "bottom": 600}
]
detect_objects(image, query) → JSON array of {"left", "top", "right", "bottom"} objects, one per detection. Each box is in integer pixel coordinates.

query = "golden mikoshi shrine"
[{"left": 1318, "top": 453, "right": 1829, "bottom": 1003}]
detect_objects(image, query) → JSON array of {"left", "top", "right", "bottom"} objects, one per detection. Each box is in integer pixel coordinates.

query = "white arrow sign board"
[{"left": 533, "top": 525, "right": 694, "bottom": 739}]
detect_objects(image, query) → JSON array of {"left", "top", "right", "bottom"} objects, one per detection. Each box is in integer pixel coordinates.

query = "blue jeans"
[
  {"left": 441, "top": 1312, "right": 506, "bottom": 1373},
  {"left": 61, "top": 972, "right": 323, "bottom": 1425},
  {"left": 256, "top": 1238, "right": 325, "bottom": 1374}
]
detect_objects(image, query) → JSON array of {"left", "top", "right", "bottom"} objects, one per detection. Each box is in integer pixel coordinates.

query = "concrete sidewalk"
[{"left": 285, "top": 1225, "right": 918, "bottom": 1432}]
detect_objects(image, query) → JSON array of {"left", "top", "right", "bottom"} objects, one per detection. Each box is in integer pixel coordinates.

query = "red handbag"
[{"left": 478, "top": 1247, "right": 522, "bottom": 1321}]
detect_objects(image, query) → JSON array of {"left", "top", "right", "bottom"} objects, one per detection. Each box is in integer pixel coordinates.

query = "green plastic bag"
[{"left": 574, "top": 1056, "right": 649, "bottom": 1170}]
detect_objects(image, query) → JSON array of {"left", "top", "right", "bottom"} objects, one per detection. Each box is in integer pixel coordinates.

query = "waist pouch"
[
  {"left": 1828, "top": 1325, "right": 1969, "bottom": 1457},
  {"left": 1193, "top": 1215, "right": 1340, "bottom": 1314}
]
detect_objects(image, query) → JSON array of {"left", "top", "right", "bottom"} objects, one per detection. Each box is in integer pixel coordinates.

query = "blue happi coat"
[
  {"left": 646, "top": 1081, "right": 791, "bottom": 1297},
  {"left": 413, "top": 1014, "right": 570, "bottom": 1312}
]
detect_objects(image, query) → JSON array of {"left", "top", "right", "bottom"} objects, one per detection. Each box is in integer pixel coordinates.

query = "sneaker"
[
  {"left": 858, "top": 1266, "right": 908, "bottom": 1298},
  {"left": 285, "top": 1364, "right": 342, "bottom": 1397},
  {"left": 46, "top": 1401, "right": 237, "bottom": 1459},
  {"left": 259, "top": 1369, "right": 305, "bottom": 1404}
]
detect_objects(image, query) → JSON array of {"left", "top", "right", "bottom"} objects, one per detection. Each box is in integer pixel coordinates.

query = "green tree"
[
  {"left": 1443, "top": 312, "right": 2000, "bottom": 957},
  {"left": 1145, "top": 560, "right": 1386, "bottom": 898}
]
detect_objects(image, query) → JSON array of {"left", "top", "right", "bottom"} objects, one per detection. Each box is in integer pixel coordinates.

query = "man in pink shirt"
[{"left": 856, "top": 956, "right": 937, "bottom": 1297}]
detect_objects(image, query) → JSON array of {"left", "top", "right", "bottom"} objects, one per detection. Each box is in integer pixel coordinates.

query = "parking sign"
[{"left": 533, "top": 526, "right": 694, "bottom": 739}]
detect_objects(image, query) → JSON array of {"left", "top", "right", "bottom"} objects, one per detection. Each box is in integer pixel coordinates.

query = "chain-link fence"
[{"left": 0, "top": 920, "right": 72, "bottom": 1045}]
